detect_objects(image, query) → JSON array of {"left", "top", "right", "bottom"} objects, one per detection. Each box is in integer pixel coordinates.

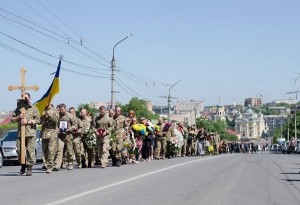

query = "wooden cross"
[{"left": 7, "top": 67, "right": 39, "bottom": 165}]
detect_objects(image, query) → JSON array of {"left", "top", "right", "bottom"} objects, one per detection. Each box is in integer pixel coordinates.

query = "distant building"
[
  {"left": 174, "top": 100, "right": 204, "bottom": 125},
  {"left": 224, "top": 104, "right": 243, "bottom": 119},
  {"left": 264, "top": 115, "right": 288, "bottom": 138},
  {"left": 0, "top": 111, "right": 12, "bottom": 126},
  {"left": 152, "top": 105, "right": 169, "bottom": 115},
  {"left": 88, "top": 101, "right": 110, "bottom": 110},
  {"left": 146, "top": 101, "right": 153, "bottom": 112},
  {"left": 271, "top": 99, "right": 297, "bottom": 105},
  {"left": 202, "top": 105, "right": 226, "bottom": 121},
  {"left": 244, "top": 97, "right": 262, "bottom": 107},
  {"left": 235, "top": 107, "right": 267, "bottom": 140},
  {"left": 175, "top": 100, "right": 203, "bottom": 114}
]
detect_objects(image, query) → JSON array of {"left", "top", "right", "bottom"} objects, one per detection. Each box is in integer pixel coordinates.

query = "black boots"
[
  {"left": 20, "top": 164, "right": 32, "bottom": 176},
  {"left": 19, "top": 164, "right": 26, "bottom": 175}
]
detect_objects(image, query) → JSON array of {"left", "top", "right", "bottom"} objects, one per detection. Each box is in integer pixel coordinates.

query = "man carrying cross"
[{"left": 11, "top": 92, "right": 40, "bottom": 176}]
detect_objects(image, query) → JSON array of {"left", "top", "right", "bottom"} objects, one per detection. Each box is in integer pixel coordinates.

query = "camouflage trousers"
[
  {"left": 110, "top": 135, "right": 123, "bottom": 160},
  {"left": 187, "top": 140, "right": 196, "bottom": 156},
  {"left": 96, "top": 136, "right": 110, "bottom": 167},
  {"left": 16, "top": 136, "right": 35, "bottom": 166},
  {"left": 42, "top": 137, "right": 57, "bottom": 169},
  {"left": 181, "top": 139, "right": 187, "bottom": 156},
  {"left": 155, "top": 137, "right": 166, "bottom": 159},
  {"left": 214, "top": 143, "right": 219, "bottom": 155},
  {"left": 72, "top": 136, "right": 82, "bottom": 166},
  {"left": 55, "top": 135, "right": 74, "bottom": 168},
  {"left": 81, "top": 137, "right": 95, "bottom": 167}
]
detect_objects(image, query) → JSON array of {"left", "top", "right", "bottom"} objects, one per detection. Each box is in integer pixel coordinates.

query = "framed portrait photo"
[{"left": 59, "top": 121, "right": 68, "bottom": 133}]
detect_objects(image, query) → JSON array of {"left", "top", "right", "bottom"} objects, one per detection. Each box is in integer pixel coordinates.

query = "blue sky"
[{"left": 1, "top": 0, "right": 300, "bottom": 111}]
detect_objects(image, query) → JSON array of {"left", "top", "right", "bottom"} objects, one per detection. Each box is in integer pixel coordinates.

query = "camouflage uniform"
[
  {"left": 187, "top": 129, "right": 197, "bottom": 156},
  {"left": 40, "top": 106, "right": 59, "bottom": 172},
  {"left": 166, "top": 124, "right": 176, "bottom": 158},
  {"left": 155, "top": 122, "right": 167, "bottom": 159},
  {"left": 110, "top": 114, "right": 126, "bottom": 165},
  {"left": 81, "top": 117, "right": 95, "bottom": 167},
  {"left": 213, "top": 134, "right": 221, "bottom": 155},
  {"left": 12, "top": 104, "right": 40, "bottom": 166},
  {"left": 94, "top": 114, "right": 112, "bottom": 168},
  {"left": 179, "top": 125, "right": 188, "bottom": 157},
  {"left": 71, "top": 116, "right": 83, "bottom": 168},
  {"left": 54, "top": 112, "right": 77, "bottom": 170}
]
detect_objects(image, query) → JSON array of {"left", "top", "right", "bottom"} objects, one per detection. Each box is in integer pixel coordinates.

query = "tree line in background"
[{"left": 273, "top": 113, "right": 300, "bottom": 143}]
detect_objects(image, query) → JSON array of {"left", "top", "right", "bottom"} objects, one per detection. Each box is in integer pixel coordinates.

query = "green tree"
[
  {"left": 196, "top": 117, "right": 213, "bottom": 131},
  {"left": 121, "top": 97, "right": 158, "bottom": 120},
  {"left": 252, "top": 104, "right": 275, "bottom": 115},
  {"left": 196, "top": 117, "right": 237, "bottom": 141},
  {"left": 76, "top": 103, "right": 97, "bottom": 118},
  {"left": 226, "top": 116, "right": 236, "bottom": 130},
  {"left": 279, "top": 113, "right": 300, "bottom": 141}
]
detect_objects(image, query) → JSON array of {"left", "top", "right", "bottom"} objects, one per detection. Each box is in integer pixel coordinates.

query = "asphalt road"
[{"left": 0, "top": 153, "right": 300, "bottom": 205}]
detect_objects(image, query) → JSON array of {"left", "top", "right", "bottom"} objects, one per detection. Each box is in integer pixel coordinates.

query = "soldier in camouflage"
[
  {"left": 53, "top": 103, "right": 77, "bottom": 171},
  {"left": 165, "top": 121, "right": 177, "bottom": 159},
  {"left": 94, "top": 106, "right": 112, "bottom": 168},
  {"left": 178, "top": 121, "right": 188, "bottom": 157},
  {"left": 40, "top": 104, "right": 59, "bottom": 173},
  {"left": 80, "top": 108, "right": 95, "bottom": 168},
  {"left": 187, "top": 125, "right": 197, "bottom": 156},
  {"left": 69, "top": 107, "right": 83, "bottom": 168},
  {"left": 155, "top": 117, "right": 167, "bottom": 160},
  {"left": 213, "top": 133, "right": 221, "bottom": 155},
  {"left": 110, "top": 106, "right": 126, "bottom": 167},
  {"left": 11, "top": 92, "right": 40, "bottom": 176}
]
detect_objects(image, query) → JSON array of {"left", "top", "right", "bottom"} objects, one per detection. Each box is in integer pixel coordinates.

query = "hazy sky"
[{"left": 1, "top": 0, "right": 300, "bottom": 111}]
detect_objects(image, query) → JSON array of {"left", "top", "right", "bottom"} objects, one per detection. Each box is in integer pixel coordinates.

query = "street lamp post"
[
  {"left": 111, "top": 32, "right": 133, "bottom": 110},
  {"left": 286, "top": 90, "right": 300, "bottom": 141},
  {"left": 167, "top": 80, "right": 180, "bottom": 122}
]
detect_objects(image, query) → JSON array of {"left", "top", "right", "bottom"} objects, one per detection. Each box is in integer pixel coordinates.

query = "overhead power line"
[
  {"left": 0, "top": 3, "right": 168, "bottom": 100},
  {"left": 21, "top": 0, "right": 66, "bottom": 36},
  {"left": 35, "top": 0, "right": 82, "bottom": 38},
  {"left": 0, "top": 42, "right": 109, "bottom": 78},
  {"left": 0, "top": 31, "right": 109, "bottom": 75},
  {"left": 0, "top": 8, "right": 111, "bottom": 67}
]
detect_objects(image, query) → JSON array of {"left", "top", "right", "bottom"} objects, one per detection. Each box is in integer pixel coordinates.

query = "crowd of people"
[{"left": 11, "top": 92, "right": 255, "bottom": 176}]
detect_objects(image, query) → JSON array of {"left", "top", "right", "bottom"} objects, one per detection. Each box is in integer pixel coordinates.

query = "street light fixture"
[
  {"left": 111, "top": 32, "right": 134, "bottom": 110},
  {"left": 167, "top": 80, "right": 180, "bottom": 121},
  {"left": 286, "top": 90, "right": 300, "bottom": 141}
]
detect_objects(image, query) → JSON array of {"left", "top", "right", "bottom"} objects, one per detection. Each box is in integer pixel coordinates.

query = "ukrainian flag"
[{"left": 35, "top": 60, "right": 61, "bottom": 115}]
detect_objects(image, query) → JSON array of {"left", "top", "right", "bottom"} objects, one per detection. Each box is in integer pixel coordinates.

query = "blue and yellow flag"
[{"left": 35, "top": 60, "right": 61, "bottom": 115}]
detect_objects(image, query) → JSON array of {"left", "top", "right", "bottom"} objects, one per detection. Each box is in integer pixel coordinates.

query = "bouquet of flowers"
[
  {"left": 145, "top": 121, "right": 154, "bottom": 134},
  {"left": 132, "top": 124, "right": 147, "bottom": 136},
  {"left": 97, "top": 128, "right": 106, "bottom": 137},
  {"left": 128, "top": 146, "right": 139, "bottom": 155},
  {"left": 174, "top": 127, "right": 184, "bottom": 147},
  {"left": 110, "top": 132, "right": 116, "bottom": 142},
  {"left": 170, "top": 138, "right": 180, "bottom": 155},
  {"left": 154, "top": 125, "right": 161, "bottom": 133},
  {"left": 123, "top": 139, "right": 132, "bottom": 149},
  {"left": 208, "top": 145, "right": 214, "bottom": 153}
]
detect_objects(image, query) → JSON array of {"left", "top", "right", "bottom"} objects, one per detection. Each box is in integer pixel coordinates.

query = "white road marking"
[{"left": 45, "top": 155, "right": 231, "bottom": 205}]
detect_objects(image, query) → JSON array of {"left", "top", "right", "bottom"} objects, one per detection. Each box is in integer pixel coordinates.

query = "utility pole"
[
  {"left": 287, "top": 115, "right": 290, "bottom": 142},
  {"left": 286, "top": 90, "right": 300, "bottom": 141},
  {"left": 160, "top": 80, "right": 180, "bottom": 121},
  {"left": 111, "top": 33, "right": 133, "bottom": 110}
]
